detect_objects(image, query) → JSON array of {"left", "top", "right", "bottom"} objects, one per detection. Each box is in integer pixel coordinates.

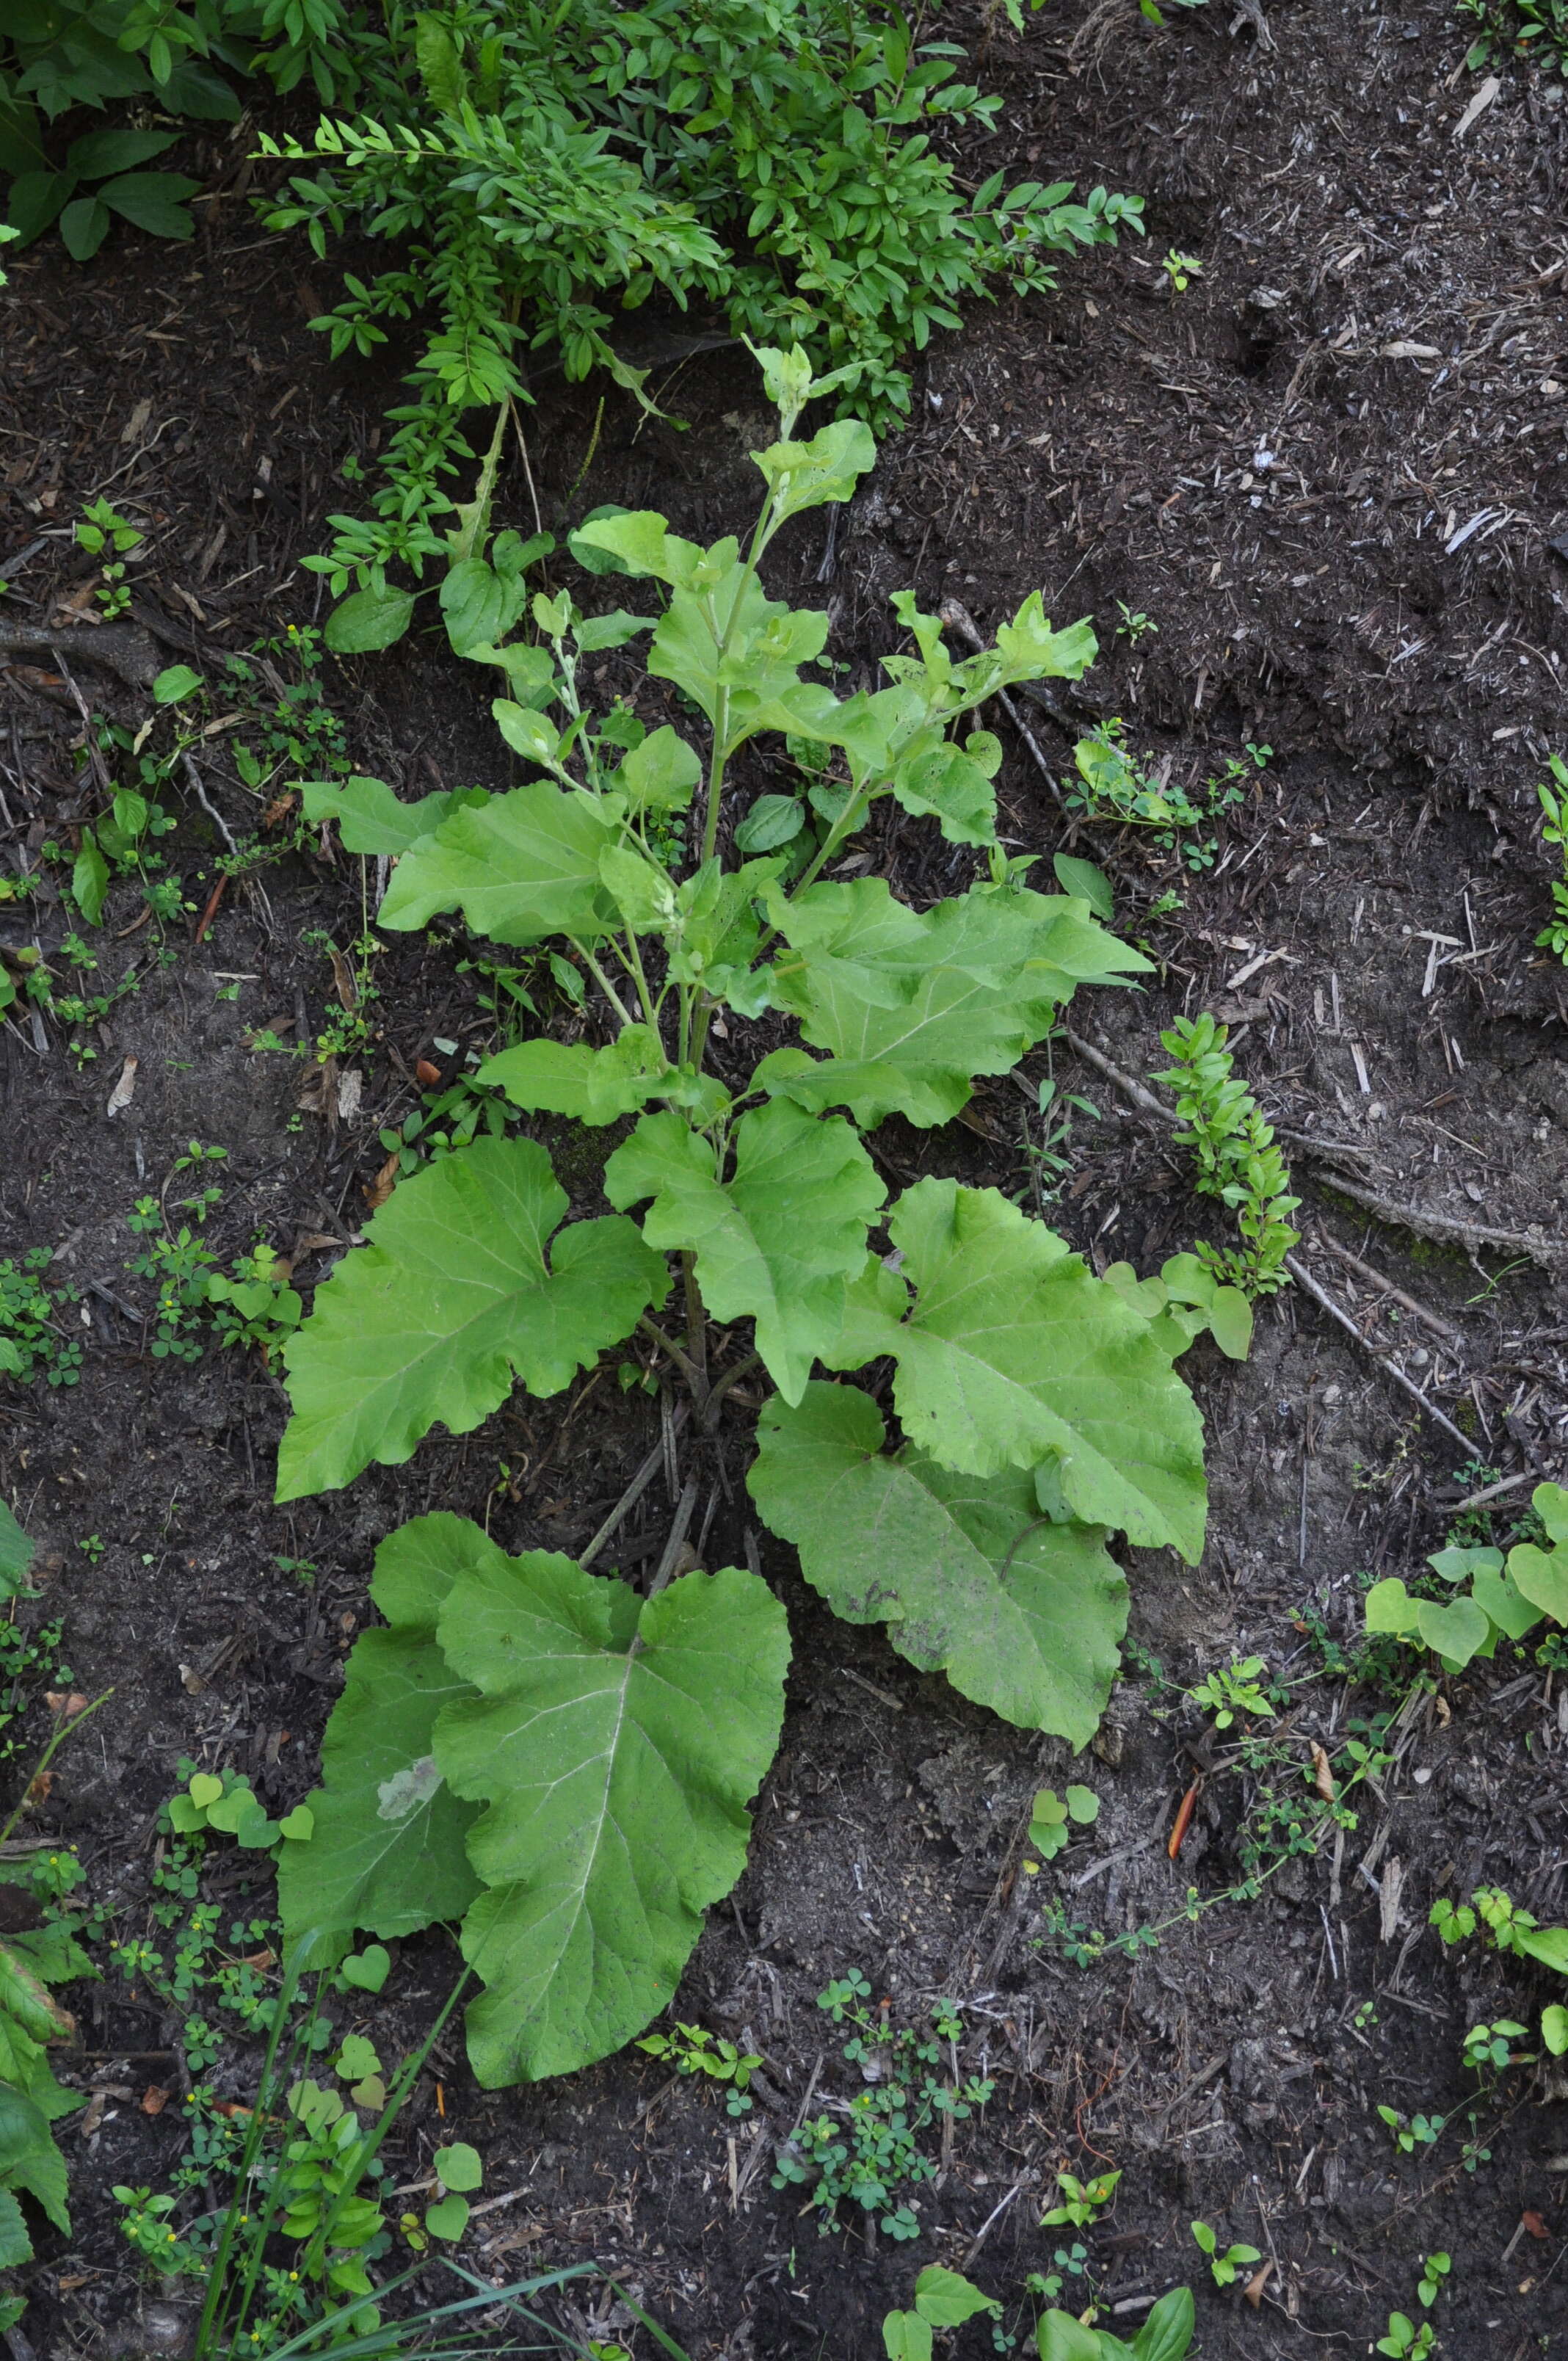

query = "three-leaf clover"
[{"left": 1027, "top": 1785, "right": 1099, "bottom": 1864}]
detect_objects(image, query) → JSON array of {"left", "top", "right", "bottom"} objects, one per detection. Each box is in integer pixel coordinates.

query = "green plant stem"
[
  {"left": 681, "top": 1252, "right": 708, "bottom": 1393},
  {"left": 568, "top": 936, "right": 634, "bottom": 1026},
  {"left": 0, "top": 1687, "right": 113, "bottom": 1849},
  {"left": 620, "top": 926, "right": 660, "bottom": 1036}
]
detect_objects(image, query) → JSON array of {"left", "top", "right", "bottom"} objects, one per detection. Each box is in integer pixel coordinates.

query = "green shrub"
[{"left": 256, "top": 0, "right": 1143, "bottom": 642}]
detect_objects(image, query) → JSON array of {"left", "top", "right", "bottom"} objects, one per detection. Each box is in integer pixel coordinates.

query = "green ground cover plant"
[
  {"left": 1461, "top": 0, "right": 1568, "bottom": 74},
  {"left": 1365, "top": 1480, "right": 1568, "bottom": 1669},
  {"left": 269, "top": 346, "right": 1241, "bottom": 2089},
  {"left": 253, "top": 0, "right": 1143, "bottom": 648}
]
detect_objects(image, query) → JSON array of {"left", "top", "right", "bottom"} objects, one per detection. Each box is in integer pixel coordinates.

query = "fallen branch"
[
  {"left": 1281, "top": 1255, "right": 1474, "bottom": 1456},
  {"left": 0, "top": 620, "right": 161, "bottom": 690}
]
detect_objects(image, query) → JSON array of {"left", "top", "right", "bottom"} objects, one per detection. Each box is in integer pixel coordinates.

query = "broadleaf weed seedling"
[
  {"left": 771, "top": 1977, "right": 993, "bottom": 2238},
  {"left": 1531, "top": 750, "right": 1568, "bottom": 962},
  {"left": 1189, "top": 2219, "right": 1261, "bottom": 2288},
  {"left": 1041, "top": 2168, "right": 1119, "bottom": 2230},
  {"left": 1026, "top": 1784, "right": 1099, "bottom": 1865},
  {"left": 1417, "top": 2252, "right": 1451, "bottom": 2308},
  {"left": 636, "top": 2022, "right": 762, "bottom": 2115}
]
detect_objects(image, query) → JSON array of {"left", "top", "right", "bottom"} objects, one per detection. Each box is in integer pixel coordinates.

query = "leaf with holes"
[
  {"left": 749, "top": 1384, "right": 1126, "bottom": 1742},
  {"left": 276, "top": 1138, "right": 668, "bottom": 1498},
  {"left": 432, "top": 1543, "right": 789, "bottom": 2084}
]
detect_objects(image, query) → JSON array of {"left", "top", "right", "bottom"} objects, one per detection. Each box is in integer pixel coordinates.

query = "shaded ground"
[{"left": 2, "top": 0, "right": 1567, "bottom": 2355}]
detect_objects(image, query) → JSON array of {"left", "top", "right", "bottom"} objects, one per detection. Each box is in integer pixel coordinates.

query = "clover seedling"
[
  {"left": 1190, "top": 2219, "right": 1261, "bottom": 2288},
  {"left": 1461, "top": 2020, "right": 1528, "bottom": 2075},
  {"left": 166, "top": 1767, "right": 313, "bottom": 1852},
  {"left": 1376, "top": 2104, "right": 1444, "bottom": 2154},
  {"left": 1027, "top": 1785, "right": 1100, "bottom": 1864}
]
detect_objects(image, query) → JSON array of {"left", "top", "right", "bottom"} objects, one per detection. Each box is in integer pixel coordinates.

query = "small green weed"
[
  {"left": 1375, "top": 2315, "right": 1434, "bottom": 2360},
  {"left": 1365, "top": 1481, "right": 1568, "bottom": 1669},
  {"left": 1041, "top": 2168, "right": 1119, "bottom": 2230},
  {"left": 1190, "top": 2219, "right": 1260, "bottom": 2288},
  {"left": 1155, "top": 1012, "right": 1300, "bottom": 1295},
  {"left": 1460, "top": 2020, "right": 1528, "bottom": 2074},
  {"left": 1037, "top": 2286, "right": 1195, "bottom": 2359},
  {"left": 1376, "top": 2103, "right": 1444, "bottom": 2155},
  {"left": 0, "top": 1251, "right": 82, "bottom": 1388},
  {"left": 1025, "top": 1784, "right": 1099, "bottom": 1864},
  {"left": 1161, "top": 248, "right": 1202, "bottom": 294},
  {"left": 1417, "top": 2252, "right": 1451, "bottom": 2308},
  {"left": 1461, "top": 0, "right": 1568, "bottom": 75},
  {"left": 772, "top": 1976, "right": 992, "bottom": 2239},
  {"left": 635, "top": 2022, "right": 761, "bottom": 2115},
  {"left": 1531, "top": 752, "right": 1568, "bottom": 960},
  {"left": 1066, "top": 724, "right": 1266, "bottom": 871},
  {"left": 881, "top": 2263, "right": 998, "bottom": 2359},
  {"left": 1186, "top": 1652, "right": 1276, "bottom": 1729}
]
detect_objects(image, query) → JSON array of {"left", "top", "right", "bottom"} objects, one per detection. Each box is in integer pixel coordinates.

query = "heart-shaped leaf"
[
  {"left": 276, "top": 1138, "right": 667, "bottom": 1499},
  {"left": 340, "top": 1945, "right": 391, "bottom": 1995}
]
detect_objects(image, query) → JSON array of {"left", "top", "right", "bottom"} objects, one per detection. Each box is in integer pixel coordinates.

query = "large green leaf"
[
  {"left": 324, "top": 586, "right": 416, "bottom": 654},
  {"left": 439, "top": 529, "right": 551, "bottom": 655},
  {"left": 824, "top": 1181, "right": 1206, "bottom": 1560},
  {"left": 604, "top": 1101, "right": 884, "bottom": 1404},
  {"left": 759, "top": 880, "right": 1149, "bottom": 1128},
  {"left": 749, "top": 1385, "right": 1126, "bottom": 1742},
  {"left": 479, "top": 1026, "right": 673, "bottom": 1125},
  {"left": 98, "top": 170, "right": 200, "bottom": 239},
  {"left": 432, "top": 1548, "right": 789, "bottom": 2084},
  {"left": 377, "top": 782, "right": 618, "bottom": 947},
  {"left": 65, "top": 127, "right": 178, "bottom": 180},
  {"left": 277, "top": 1138, "right": 667, "bottom": 1499},
  {"left": 0, "top": 1504, "right": 32, "bottom": 1600},
  {"left": 0, "top": 2084, "right": 68, "bottom": 2234},
  {"left": 301, "top": 775, "right": 488, "bottom": 857},
  {"left": 277, "top": 1517, "right": 483, "bottom": 1957},
  {"left": 749, "top": 419, "right": 876, "bottom": 521}
]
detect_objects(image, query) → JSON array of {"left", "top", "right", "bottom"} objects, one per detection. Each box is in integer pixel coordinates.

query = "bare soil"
[{"left": 2, "top": 1, "right": 1567, "bottom": 2356}]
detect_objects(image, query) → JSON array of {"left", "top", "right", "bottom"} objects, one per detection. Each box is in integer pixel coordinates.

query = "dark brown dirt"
[{"left": 3, "top": 1, "right": 1568, "bottom": 2357}]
